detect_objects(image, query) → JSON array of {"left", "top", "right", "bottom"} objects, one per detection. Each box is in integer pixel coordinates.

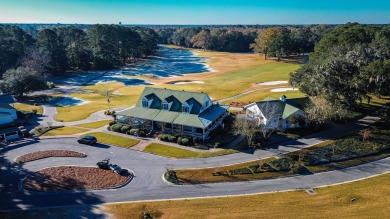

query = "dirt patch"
[
  {"left": 23, "top": 166, "right": 132, "bottom": 192},
  {"left": 15, "top": 150, "right": 86, "bottom": 163}
]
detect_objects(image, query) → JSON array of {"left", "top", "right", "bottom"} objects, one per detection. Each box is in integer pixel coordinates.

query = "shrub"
[
  {"left": 181, "top": 138, "right": 189, "bottom": 145},
  {"left": 214, "top": 142, "right": 221, "bottom": 148},
  {"left": 168, "top": 135, "right": 177, "bottom": 142},
  {"left": 111, "top": 110, "right": 116, "bottom": 115},
  {"left": 109, "top": 121, "right": 116, "bottom": 126},
  {"left": 129, "top": 128, "right": 140, "bottom": 135},
  {"left": 266, "top": 158, "right": 293, "bottom": 172},
  {"left": 193, "top": 137, "right": 200, "bottom": 144},
  {"left": 107, "top": 126, "right": 111, "bottom": 131},
  {"left": 139, "top": 131, "right": 145, "bottom": 137},
  {"left": 164, "top": 170, "right": 179, "bottom": 184},
  {"left": 120, "top": 125, "right": 131, "bottom": 134},
  {"left": 227, "top": 167, "right": 253, "bottom": 175},
  {"left": 177, "top": 137, "right": 182, "bottom": 145},
  {"left": 291, "top": 164, "right": 310, "bottom": 175},
  {"left": 111, "top": 124, "right": 123, "bottom": 132}
]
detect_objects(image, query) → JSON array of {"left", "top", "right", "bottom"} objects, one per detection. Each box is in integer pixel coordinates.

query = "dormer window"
[
  {"left": 183, "top": 105, "right": 190, "bottom": 113},
  {"left": 162, "top": 102, "right": 169, "bottom": 110},
  {"left": 142, "top": 98, "right": 149, "bottom": 108}
]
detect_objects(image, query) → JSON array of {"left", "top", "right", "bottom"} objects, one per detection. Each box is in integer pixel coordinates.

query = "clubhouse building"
[{"left": 116, "top": 87, "right": 229, "bottom": 140}]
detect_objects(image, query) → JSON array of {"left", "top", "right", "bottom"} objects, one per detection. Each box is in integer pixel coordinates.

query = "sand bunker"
[
  {"left": 257, "top": 81, "right": 288, "bottom": 86},
  {"left": 271, "top": 88, "right": 296, "bottom": 92}
]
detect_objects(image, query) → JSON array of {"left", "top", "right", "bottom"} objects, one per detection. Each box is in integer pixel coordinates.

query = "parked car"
[{"left": 77, "top": 135, "right": 97, "bottom": 145}]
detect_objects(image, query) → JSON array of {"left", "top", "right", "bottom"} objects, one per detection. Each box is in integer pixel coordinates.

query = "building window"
[
  {"left": 182, "top": 105, "right": 190, "bottom": 113},
  {"left": 142, "top": 99, "right": 149, "bottom": 108},
  {"left": 162, "top": 103, "right": 169, "bottom": 110}
]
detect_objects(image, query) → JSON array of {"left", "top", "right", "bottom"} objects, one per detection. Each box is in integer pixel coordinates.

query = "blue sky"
[{"left": 0, "top": 0, "right": 389, "bottom": 24}]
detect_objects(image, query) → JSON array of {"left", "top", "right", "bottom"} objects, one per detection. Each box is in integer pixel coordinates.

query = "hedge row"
[{"left": 109, "top": 122, "right": 147, "bottom": 137}]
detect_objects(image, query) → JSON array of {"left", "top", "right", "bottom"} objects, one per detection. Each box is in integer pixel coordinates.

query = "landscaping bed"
[
  {"left": 170, "top": 120, "right": 390, "bottom": 184},
  {"left": 30, "top": 126, "right": 64, "bottom": 137},
  {"left": 23, "top": 166, "right": 132, "bottom": 192},
  {"left": 15, "top": 150, "right": 86, "bottom": 163}
]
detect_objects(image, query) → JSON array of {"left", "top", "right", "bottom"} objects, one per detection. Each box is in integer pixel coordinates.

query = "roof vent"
[{"left": 280, "top": 95, "right": 287, "bottom": 102}]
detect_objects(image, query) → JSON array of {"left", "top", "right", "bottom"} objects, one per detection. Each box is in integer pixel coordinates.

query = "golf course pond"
[{"left": 53, "top": 45, "right": 211, "bottom": 87}]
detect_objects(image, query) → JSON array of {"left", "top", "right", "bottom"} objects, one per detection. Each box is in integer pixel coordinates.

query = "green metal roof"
[
  {"left": 135, "top": 87, "right": 209, "bottom": 112},
  {"left": 255, "top": 96, "right": 310, "bottom": 120},
  {"left": 153, "top": 111, "right": 181, "bottom": 123},
  {"left": 199, "top": 105, "right": 229, "bottom": 127},
  {"left": 118, "top": 87, "right": 229, "bottom": 129},
  {"left": 116, "top": 107, "right": 160, "bottom": 120},
  {"left": 174, "top": 113, "right": 205, "bottom": 128},
  {"left": 282, "top": 104, "right": 300, "bottom": 119}
]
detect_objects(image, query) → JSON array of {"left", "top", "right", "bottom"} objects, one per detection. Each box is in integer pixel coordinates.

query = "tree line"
[
  {"left": 290, "top": 23, "right": 390, "bottom": 120},
  {"left": 0, "top": 24, "right": 158, "bottom": 96},
  {"left": 155, "top": 25, "right": 332, "bottom": 55}
]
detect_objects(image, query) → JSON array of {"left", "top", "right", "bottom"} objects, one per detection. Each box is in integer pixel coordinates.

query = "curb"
[
  {"left": 104, "top": 171, "right": 390, "bottom": 207},
  {"left": 14, "top": 150, "right": 87, "bottom": 163},
  {"left": 19, "top": 165, "right": 135, "bottom": 194}
]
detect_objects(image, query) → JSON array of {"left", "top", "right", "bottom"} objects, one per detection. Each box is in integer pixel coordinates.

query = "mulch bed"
[
  {"left": 23, "top": 166, "right": 132, "bottom": 192},
  {"left": 15, "top": 150, "right": 86, "bottom": 163},
  {"left": 228, "top": 102, "right": 250, "bottom": 108}
]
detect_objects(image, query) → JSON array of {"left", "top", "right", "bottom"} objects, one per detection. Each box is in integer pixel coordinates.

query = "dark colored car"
[{"left": 77, "top": 135, "right": 97, "bottom": 145}]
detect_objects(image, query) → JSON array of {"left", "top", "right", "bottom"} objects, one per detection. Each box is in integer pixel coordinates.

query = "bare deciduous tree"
[
  {"left": 257, "top": 101, "right": 281, "bottom": 139},
  {"left": 20, "top": 47, "right": 51, "bottom": 76},
  {"left": 232, "top": 116, "right": 258, "bottom": 147}
]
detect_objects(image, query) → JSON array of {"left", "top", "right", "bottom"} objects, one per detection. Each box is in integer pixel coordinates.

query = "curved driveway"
[{"left": 1, "top": 114, "right": 389, "bottom": 211}]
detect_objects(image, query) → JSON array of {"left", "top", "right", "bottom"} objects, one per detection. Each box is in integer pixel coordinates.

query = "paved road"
[{"left": 1, "top": 115, "right": 388, "bottom": 211}]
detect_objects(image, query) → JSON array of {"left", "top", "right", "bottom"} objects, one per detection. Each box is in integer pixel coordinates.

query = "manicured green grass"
[
  {"left": 42, "top": 126, "right": 87, "bottom": 136},
  {"left": 221, "top": 88, "right": 305, "bottom": 104},
  {"left": 105, "top": 173, "right": 390, "bottom": 219},
  {"left": 54, "top": 50, "right": 300, "bottom": 122},
  {"left": 143, "top": 143, "right": 236, "bottom": 158},
  {"left": 14, "top": 103, "right": 44, "bottom": 114},
  {"left": 83, "top": 132, "right": 139, "bottom": 148},
  {"left": 76, "top": 120, "right": 112, "bottom": 129}
]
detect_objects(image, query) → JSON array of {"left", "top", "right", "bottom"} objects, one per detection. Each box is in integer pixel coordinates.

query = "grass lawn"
[
  {"left": 221, "top": 88, "right": 305, "bottom": 104},
  {"left": 76, "top": 120, "right": 112, "bottom": 129},
  {"left": 41, "top": 126, "right": 87, "bottom": 136},
  {"left": 143, "top": 143, "right": 236, "bottom": 158},
  {"left": 13, "top": 103, "right": 44, "bottom": 114},
  {"left": 83, "top": 132, "right": 139, "bottom": 148},
  {"left": 54, "top": 49, "right": 301, "bottom": 122},
  {"left": 104, "top": 173, "right": 390, "bottom": 219}
]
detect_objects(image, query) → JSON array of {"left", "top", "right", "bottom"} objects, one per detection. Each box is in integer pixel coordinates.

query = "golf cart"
[{"left": 96, "top": 159, "right": 126, "bottom": 175}]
